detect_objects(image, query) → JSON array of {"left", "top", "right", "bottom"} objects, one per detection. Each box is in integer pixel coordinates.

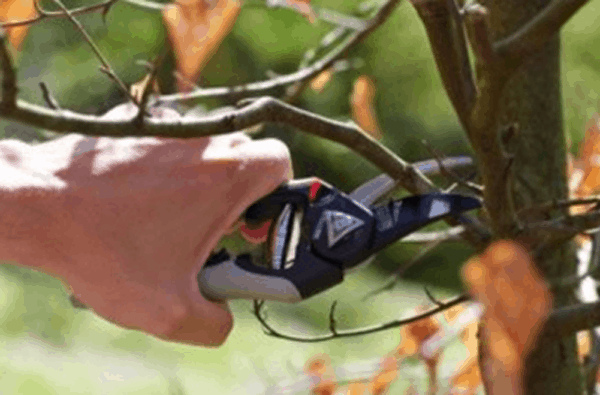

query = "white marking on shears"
[
  {"left": 428, "top": 198, "right": 451, "bottom": 218},
  {"left": 313, "top": 210, "right": 365, "bottom": 248}
]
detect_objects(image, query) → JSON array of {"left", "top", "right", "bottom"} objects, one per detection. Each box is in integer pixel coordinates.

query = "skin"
[{"left": 0, "top": 104, "right": 292, "bottom": 347}]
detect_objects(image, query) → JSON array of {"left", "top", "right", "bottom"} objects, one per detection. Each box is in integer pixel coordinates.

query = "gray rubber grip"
[{"left": 198, "top": 256, "right": 303, "bottom": 303}]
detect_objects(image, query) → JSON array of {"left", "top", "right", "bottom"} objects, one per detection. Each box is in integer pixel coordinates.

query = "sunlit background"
[{"left": 0, "top": 0, "right": 599, "bottom": 393}]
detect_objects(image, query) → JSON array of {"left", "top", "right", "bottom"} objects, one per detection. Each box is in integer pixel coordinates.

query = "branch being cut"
[
  {"left": 252, "top": 294, "right": 470, "bottom": 343},
  {"left": 494, "top": 0, "right": 590, "bottom": 67}
]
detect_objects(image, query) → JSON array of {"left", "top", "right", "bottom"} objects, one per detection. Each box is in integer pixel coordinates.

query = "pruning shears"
[{"left": 198, "top": 157, "right": 481, "bottom": 303}]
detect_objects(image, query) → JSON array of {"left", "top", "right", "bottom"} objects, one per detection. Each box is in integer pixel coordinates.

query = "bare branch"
[
  {"left": 39, "top": 82, "right": 61, "bottom": 110},
  {"left": 424, "top": 287, "right": 445, "bottom": 307},
  {"left": 253, "top": 294, "right": 470, "bottom": 343},
  {"left": 461, "top": 4, "right": 517, "bottom": 238},
  {"left": 410, "top": 0, "right": 476, "bottom": 133},
  {"left": 329, "top": 301, "right": 338, "bottom": 335},
  {"left": 523, "top": 209, "right": 600, "bottom": 243},
  {"left": 463, "top": 4, "right": 495, "bottom": 66},
  {"left": 0, "top": 31, "right": 17, "bottom": 107},
  {"left": 544, "top": 300, "right": 600, "bottom": 341},
  {"left": 517, "top": 197, "right": 600, "bottom": 220},
  {"left": 494, "top": 0, "right": 590, "bottom": 66}
]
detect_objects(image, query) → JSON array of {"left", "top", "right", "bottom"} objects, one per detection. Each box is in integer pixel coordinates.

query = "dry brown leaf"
[
  {"left": 310, "top": 69, "right": 333, "bottom": 93},
  {"left": 162, "top": 0, "right": 241, "bottom": 92},
  {"left": 304, "top": 353, "right": 337, "bottom": 395},
  {"left": 0, "top": 0, "right": 37, "bottom": 51},
  {"left": 461, "top": 240, "right": 551, "bottom": 395},
  {"left": 351, "top": 75, "right": 382, "bottom": 140}
]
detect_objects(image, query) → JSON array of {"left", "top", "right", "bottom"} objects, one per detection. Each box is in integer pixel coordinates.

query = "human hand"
[{"left": 0, "top": 108, "right": 292, "bottom": 346}]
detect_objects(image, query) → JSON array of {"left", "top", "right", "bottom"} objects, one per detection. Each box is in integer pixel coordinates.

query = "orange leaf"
[
  {"left": 304, "top": 354, "right": 337, "bottom": 395},
  {"left": 395, "top": 307, "right": 441, "bottom": 395},
  {"left": 461, "top": 241, "right": 551, "bottom": 395},
  {"left": 395, "top": 307, "right": 440, "bottom": 359},
  {"left": 310, "top": 69, "right": 333, "bottom": 93},
  {"left": 346, "top": 382, "right": 367, "bottom": 395},
  {"left": 162, "top": 0, "right": 241, "bottom": 92},
  {"left": 449, "top": 358, "right": 482, "bottom": 395},
  {"left": 0, "top": 0, "right": 37, "bottom": 51},
  {"left": 368, "top": 356, "right": 398, "bottom": 395},
  {"left": 351, "top": 75, "right": 382, "bottom": 140}
]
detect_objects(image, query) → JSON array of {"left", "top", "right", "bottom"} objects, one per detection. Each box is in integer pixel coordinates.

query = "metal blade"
[{"left": 349, "top": 156, "right": 473, "bottom": 206}]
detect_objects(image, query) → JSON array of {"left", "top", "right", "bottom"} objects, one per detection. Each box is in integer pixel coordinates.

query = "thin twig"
[
  {"left": 518, "top": 197, "right": 600, "bottom": 219},
  {"left": 39, "top": 82, "right": 61, "bottom": 110},
  {"left": 329, "top": 301, "right": 338, "bottom": 335},
  {"left": 253, "top": 294, "right": 470, "bottom": 343},
  {"left": 51, "top": 0, "right": 134, "bottom": 103},
  {"left": 0, "top": 31, "right": 17, "bottom": 107},
  {"left": 424, "top": 287, "right": 445, "bottom": 307}
]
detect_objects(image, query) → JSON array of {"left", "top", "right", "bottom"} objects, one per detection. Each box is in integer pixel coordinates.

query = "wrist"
[{"left": 0, "top": 140, "right": 68, "bottom": 269}]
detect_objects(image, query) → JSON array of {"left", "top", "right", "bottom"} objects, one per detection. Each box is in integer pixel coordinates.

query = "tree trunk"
[{"left": 479, "top": 1, "right": 582, "bottom": 394}]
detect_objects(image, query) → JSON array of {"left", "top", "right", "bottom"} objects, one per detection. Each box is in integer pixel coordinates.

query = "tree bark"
[{"left": 478, "top": 1, "right": 582, "bottom": 394}]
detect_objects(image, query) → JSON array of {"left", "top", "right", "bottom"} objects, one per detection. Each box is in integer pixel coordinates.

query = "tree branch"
[
  {"left": 409, "top": 0, "right": 476, "bottom": 134},
  {"left": 462, "top": 4, "right": 517, "bottom": 238},
  {"left": 494, "top": 0, "right": 590, "bottom": 66},
  {"left": 252, "top": 294, "right": 470, "bottom": 343},
  {"left": 544, "top": 300, "right": 600, "bottom": 341}
]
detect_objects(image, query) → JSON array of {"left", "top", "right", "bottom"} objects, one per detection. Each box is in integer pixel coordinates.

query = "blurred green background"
[{"left": 0, "top": 0, "right": 599, "bottom": 393}]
